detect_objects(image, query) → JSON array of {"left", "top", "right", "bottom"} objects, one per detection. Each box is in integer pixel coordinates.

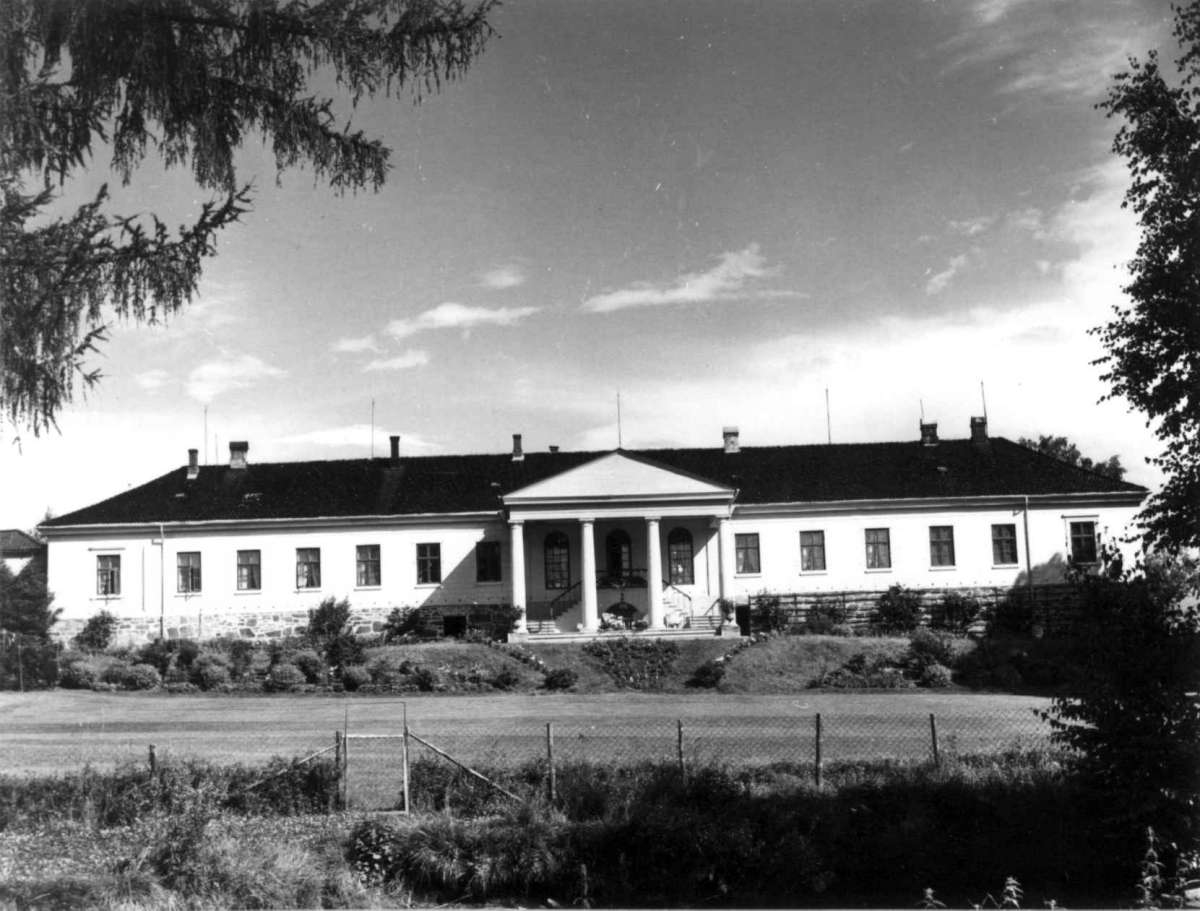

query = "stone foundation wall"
[{"left": 53, "top": 605, "right": 400, "bottom": 646}]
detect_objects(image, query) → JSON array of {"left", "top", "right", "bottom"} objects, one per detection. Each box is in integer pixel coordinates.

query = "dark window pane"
[
  {"left": 667, "top": 528, "right": 694, "bottom": 585},
  {"left": 735, "top": 534, "right": 760, "bottom": 574},
  {"left": 865, "top": 528, "right": 891, "bottom": 569},
  {"left": 476, "top": 541, "right": 502, "bottom": 583},
  {"left": 992, "top": 525, "right": 1018, "bottom": 565},
  {"left": 929, "top": 526, "right": 955, "bottom": 567},
  {"left": 800, "top": 531, "right": 826, "bottom": 572},
  {"left": 1069, "top": 521, "right": 1097, "bottom": 563}
]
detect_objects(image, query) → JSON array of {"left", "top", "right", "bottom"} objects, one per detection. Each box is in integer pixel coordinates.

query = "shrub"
[
  {"left": 174, "top": 638, "right": 201, "bottom": 669},
  {"left": 101, "top": 659, "right": 131, "bottom": 685},
  {"left": 872, "top": 585, "right": 922, "bottom": 634},
  {"left": 491, "top": 665, "right": 521, "bottom": 690},
  {"left": 291, "top": 648, "right": 325, "bottom": 684},
  {"left": 687, "top": 660, "right": 725, "bottom": 688},
  {"left": 411, "top": 665, "right": 439, "bottom": 691},
  {"left": 135, "top": 639, "right": 173, "bottom": 675},
  {"left": 74, "top": 610, "right": 118, "bottom": 651},
  {"left": 227, "top": 639, "right": 256, "bottom": 677},
  {"left": 191, "top": 655, "right": 231, "bottom": 690},
  {"left": 543, "top": 667, "right": 578, "bottom": 691},
  {"left": 122, "top": 662, "right": 162, "bottom": 690},
  {"left": 988, "top": 590, "right": 1036, "bottom": 637},
  {"left": 307, "top": 596, "right": 352, "bottom": 643},
  {"left": 583, "top": 638, "right": 680, "bottom": 689},
  {"left": 382, "top": 606, "right": 419, "bottom": 642},
  {"left": 804, "top": 597, "right": 848, "bottom": 635},
  {"left": 933, "top": 592, "right": 982, "bottom": 633},
  {"left": 58, "top": 660, "right": 98, "bottom": 689},
  {"left": 752, "top": 594, "right": 791, "bottom": 633},
  {"left": 325, "top": 632, "right": 365, "bottom": 669},
  {"left": 817, "top": 652, "right": 913, "bottom": 689},
  {"left": 341, "top": 664, "right": 371, "bottom": 691},
  {"left": 265, "top": 663, "right": 305, "bottom": 692},
  {"left": 920, "top": 662, "right": 954, "bottom": 688},
  {"left": 907, "top": 628, "right": 955, "bottom": 671}
]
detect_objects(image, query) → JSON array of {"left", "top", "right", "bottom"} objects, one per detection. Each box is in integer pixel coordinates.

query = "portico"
[{"left": 503, "top": 451, "right": 735, "bottom": 635}]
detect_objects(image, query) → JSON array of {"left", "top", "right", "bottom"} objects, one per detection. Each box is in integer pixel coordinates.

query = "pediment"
[{"left": 505, "top": 451, "right": 733, "bottom": 503}]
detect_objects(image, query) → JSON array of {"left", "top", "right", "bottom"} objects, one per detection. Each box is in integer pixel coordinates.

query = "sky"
[{"left": 0, "top": 0, "right": 1179, "bottom": 530}]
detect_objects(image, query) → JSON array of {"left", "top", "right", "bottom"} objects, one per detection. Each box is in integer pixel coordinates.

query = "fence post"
[
  {"left": 148, "top": 743, "right": 157, "bottom": 775},
  {"left": 402, "top": 703, "right": 411, "bottom": 816},
  {"left": 677, "top": 719, "right": 687, "bottom": 785},
  {"left": 342, "top": 709, "right": 350, "bottom": 811},
  {"left": 814, "top": 714, "right": 822, "bottom": 788},
  {"left": 334, "top": 730, "right": 343, "bottom": 811},
  {"left": 929, "top": 713, "right": 941, "bottom": 768},
  {"left": 546, "top": 722, "right": 556, "bottom": 804}
]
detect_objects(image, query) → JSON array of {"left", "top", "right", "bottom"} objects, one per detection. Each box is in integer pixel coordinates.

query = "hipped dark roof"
[
  {"left": 41, "top": 437, "right": 1146, "bottom": 528},
  {"left": 0, "top": 529, "right": 44, "bottom": 553}
]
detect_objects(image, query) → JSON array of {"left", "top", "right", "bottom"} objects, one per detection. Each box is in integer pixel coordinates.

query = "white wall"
[
  {"left": 720, "top": 500, "right": 1142, "bottom": 601},
  {"left": 46, "top": 520, "right": 510, "bottom": 621}
]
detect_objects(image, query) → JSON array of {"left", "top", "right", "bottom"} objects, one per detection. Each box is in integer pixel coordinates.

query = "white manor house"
[{"left": 38, "top": 419, "right": 1147, "bottom": 644}]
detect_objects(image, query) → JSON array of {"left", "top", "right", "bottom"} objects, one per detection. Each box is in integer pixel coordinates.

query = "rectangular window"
[
  {"left": 296, "top": 547, "right": 321, "bottom": 589},
  {"left": 475, "top": 541, "right": 502, "bottom": 583},
  {"left": 417, "top": 542, "right": 442, "bottom": 585},
  {"left": 865, "top": 528, "right": 892, "bottom": 569},
  {"left": 356, "top": 544, "right": 381, "bottom": 587},
  {"left": 1069, "top": 520, "right": 1098, "bottom": 564},
  {"left": 97, "top": 554, "right": 121, "bottom": 596},
  {"left": 237, "top": 550, "right": 261, "bottom": 591},
  {"left": 992, "top": 524, "right": 1019, "bottom": 565},
  {"left": 800, "top": 531, "right": 826, "bottom": 572},
  {"left": 176, "top": 552, "right": 202, "bottom": 593},
  {"left": 929, "top": 526, "right": 956, "bottom": 567},
  {"left": 735, "top": 533, "right": 760, "bottom": 574}
]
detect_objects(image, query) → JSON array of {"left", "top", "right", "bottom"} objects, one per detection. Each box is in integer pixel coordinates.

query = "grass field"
[{"left": 0, "top": 690, "right": 1054, "bottom": 809}]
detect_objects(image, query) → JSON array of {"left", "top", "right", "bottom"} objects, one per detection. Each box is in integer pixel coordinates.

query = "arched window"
[
  {"left": 544, "top": 532, "right": 570, "bottom": 589},
  {"left": 605, "top": 529, "right": 632, "bottom": 577},
  {"left": 668, "top": 527, "right": 694, "bottom": 585}
]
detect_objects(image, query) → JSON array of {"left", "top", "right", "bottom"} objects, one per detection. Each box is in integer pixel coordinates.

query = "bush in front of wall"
[
  {"left": 751, "top": 593, "right": 791, "bottom": 633},
  {"left": 121, "top": 662, "right": 162, "bottom": 690},
  {"left": 0, "top": 634, "right": 59, "bottom": 690},
  {"left": 920, "top": 663, "right": 954, "bottom": 688},
  {"left": 543, "top": 667, "right": 578, "bottom": 691},
  {"left": 265, "top": 663, "right": 305, "bottom": 692},
  {"left": 804, "top": 597, "right": 849, "bottom": 635},
  {"left": 906, "top": 628, "right": 956, "bottom": 673},
  {"left": 74, "top": 609, "right": 118, "bottom": 651},
  {"left": 191, "top": 654, "right": 231, "bottom": 690},
  {"left": 988, "top": 590, "right": 1036, "bottom": 637},
  {"left": 341, "top": 664, "right": 371, "bottom": 691},
  {"left": 932, "top": 592, "right": 982, "bottom": 634},
  {"left": 491, "top": 665, "right": 521, "bottom": 690},
  {"left": 58, "top": 659, "right": 98, "bottom": 689},
  {"left": 687, "top": 659, "right": 726, "bottom": 689},
  {"left": 871, "top": 585, "right": 923, "bottom": 634},
  {"left": 290, "top": 648, "right": 325, "bottom": 684}
]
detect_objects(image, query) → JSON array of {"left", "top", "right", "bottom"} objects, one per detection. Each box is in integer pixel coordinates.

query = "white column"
[
  {"left": 509, "top": 521, "right": 526, "bottom": 634},
  {"left": 580, "top": 518, "right": 598, "bottom": 632},
  {"left": 646, "top": 517, "right": 664, "bottom": 629},
  {"left": 717, "top": 517, "right": 735, "bottom": 601}
]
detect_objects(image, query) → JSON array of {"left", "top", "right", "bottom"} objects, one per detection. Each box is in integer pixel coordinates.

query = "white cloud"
[
  {"left": 363, "top": 349, "right": 430, "bottom": 372},
  {"left": 925, "top": 254, "right": 969, "bottom": 295},
  {"left": 480, "top": 264, "right": 526, "bottom": 289},
  {"left": 386, "top": 303, "right": 540, "bottom": 341},
  {"left": 134, "top": 369, "right": 169, "bottom": 391},
  {"left": 186, "top": 353, "right": 285, "bottom": 403},
  {"left": 332, "top": 334, "right": 380, "bottom": 354},
  {"left": 275, "top": 425, "right": 442, "bottom": 452},
  {"left": 948, "top": 216, "right": 995, "bottom": 237},
  {"left": 581, "top": 243, "right": 805, "bottom": 313}
]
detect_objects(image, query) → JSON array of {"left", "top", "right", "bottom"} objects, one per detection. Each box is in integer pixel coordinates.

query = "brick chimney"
[
  {"left": 229, "top": 441, "right": 249, "bottom": 469},
  {"left": 389, "top": 434, "right": 401, "bottom": 465},
  {"left": 723, "top": 426, "right": 740, "bottom": 454},
  {"left": 970, "top": 416, "right": 989, "bottom": 445},
  {"left": 919, "top": 421, "right": 938, "bottom": 446},
  {"left": 512, "top": 433, "right": 524, "bottom": 462},
  {"left": 187, "top": 448, "right": 199, "bottom": 480}
]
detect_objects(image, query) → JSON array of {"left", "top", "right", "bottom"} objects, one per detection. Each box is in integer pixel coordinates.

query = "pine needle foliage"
[{"left": 0, "top": 0, "right": 497, "bottom": 434}]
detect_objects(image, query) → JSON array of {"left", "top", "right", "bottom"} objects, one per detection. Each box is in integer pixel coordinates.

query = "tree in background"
[
  {"left": 1018, "top": 434, "right": 1126, "bottom": 481},
  {"left": 1, "top": 0, "right": 497, "bottom": 436},
  {"left": 0, "top": 561, "right": 58, "bottom": 640},
  {"left": 1096, "top": 1, "right": 1200, "bottom": 553}
]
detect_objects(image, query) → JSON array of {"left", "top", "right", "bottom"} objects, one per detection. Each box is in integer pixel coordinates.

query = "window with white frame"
[
  {"left": 929, "top": 526, "right": 956, "bottom": 567},
  {"left": 991, "top": 524, "right": 1018, "bottom": 566},
  {"left": 865, "top": 528, "right": 891, "bottom": 569},
  {"left": 735, "top": 533, "right": 760, "bottom": 574},
  {"left": 1068, "top": 520, "right": 1098, "bottom": 564},
  {"left": 176, "top": 552, "right": 202, "bottom": 593},
  {"left": 356, "top": 544, "right": 381, "bottom": 586},
  {"left": 237, "top": 550, "right": 261, "bottom": 591},
  {"left": 296, "top": 548, "right": 321, "bottom": 589},
  {"left": 800, "top": 530, "right": 826, "bottom": 572},
  {"left": 96, "top": 554, "right": 121, "bottom": 596},
  {"left": 416, "top": 542, "right": 441, "bottom": 584}
]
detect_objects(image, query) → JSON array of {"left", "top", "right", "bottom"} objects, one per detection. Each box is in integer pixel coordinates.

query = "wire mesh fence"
[{"left": 340, "top": 706, "right": 1057, "bottom": 810}]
